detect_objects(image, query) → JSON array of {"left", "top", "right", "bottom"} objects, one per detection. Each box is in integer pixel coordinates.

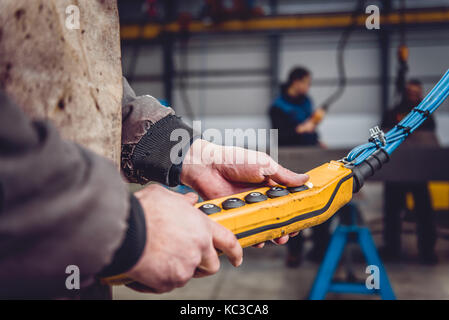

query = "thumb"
[
  {"left": 258, "top": 154, "right": 309, "bottom": 187},
  {"left": 182, "top": 192, "right": 199, "bottom": 205},
  {"left": 261, "top": 160, "right": 309, "bottom": 187},
  {"left": 269, "top": 166, "right": 309, "bottom": 187}
]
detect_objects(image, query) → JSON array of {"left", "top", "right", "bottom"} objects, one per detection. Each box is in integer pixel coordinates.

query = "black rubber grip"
[{"left": 351, "top": 148, "right": 390, "bottom": 193}]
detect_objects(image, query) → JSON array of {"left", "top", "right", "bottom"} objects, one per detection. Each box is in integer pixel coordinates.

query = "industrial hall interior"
[
  {"left": 116, "top": 0, "right": 449, "bottom": 300},
  {"left": 0, "top": 0, "right": 449, "bottom": 301}
]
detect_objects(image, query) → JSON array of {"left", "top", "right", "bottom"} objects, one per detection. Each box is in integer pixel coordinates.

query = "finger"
[
  {"left": 268, "top": 165, "right": 309, "bottom": 187},
  {"left": 265, "top": 178, "right": 277, "bottom": 187},
  {"left": 194, "top": 243, "right": 221, "bottom": 278},
  {"left": 289, "top": 232, "right": 300, "bottom": 238},
  {"left": 252, "top": 242, "right": 265, "bottom": 248},
  {"left": 272, "top": 235, "right": 289, "bottom": 245},
  {"left": 182, "top": 192, "right": 199, "bottom": 204},
  {"left": 209, "top": 221, "right": 243, "bottom": 267}
]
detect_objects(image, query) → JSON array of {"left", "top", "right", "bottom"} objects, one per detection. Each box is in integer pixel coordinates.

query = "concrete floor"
[{"left": 113, "top": 183, "right": 449, "bottom": 300}]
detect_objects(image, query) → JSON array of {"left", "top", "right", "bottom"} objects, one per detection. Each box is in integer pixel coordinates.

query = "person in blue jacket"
[
  {"left": 269, "top": 67, "right": 319, "bottom": 146},
  {"left": 269, "top": 67, "right": 330, "bottom": 267}
]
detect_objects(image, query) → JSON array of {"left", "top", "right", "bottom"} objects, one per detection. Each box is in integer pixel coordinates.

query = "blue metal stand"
[{"left": 308, "top": 204, "right": 396, "bottom": 300}]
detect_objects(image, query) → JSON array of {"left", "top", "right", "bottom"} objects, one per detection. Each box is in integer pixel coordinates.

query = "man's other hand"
[{"left": 126, "top": 185, "right": 243, "bottom": 293}]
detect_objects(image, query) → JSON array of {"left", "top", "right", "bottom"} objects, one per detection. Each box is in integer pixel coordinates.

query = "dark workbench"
[{"left": 278, "top": 147, "right": 449, "bottom": 182}]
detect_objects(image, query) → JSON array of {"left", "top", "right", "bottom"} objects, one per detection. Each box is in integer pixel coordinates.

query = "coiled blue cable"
[{"left": 345, "top": 69, "right": 449, "bottom": 165}]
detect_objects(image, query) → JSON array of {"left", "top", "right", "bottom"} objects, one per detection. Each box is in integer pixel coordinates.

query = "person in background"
[
  {"left": 270, "top": 67, "right": 319, "bottom": 146},
  {"left": 269, "top": 67, "right": 330, "bottom": 267},
  {"left": 381, "top": 79, "right": 439, "bottom": 265}
]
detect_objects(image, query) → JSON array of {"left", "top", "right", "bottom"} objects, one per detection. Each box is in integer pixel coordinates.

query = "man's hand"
[
  {"left": 180, "top": 139, "right": 309, "bottom": 246},
  {"left": 126, "top": 184, "right": 242, "bottom": 293}
]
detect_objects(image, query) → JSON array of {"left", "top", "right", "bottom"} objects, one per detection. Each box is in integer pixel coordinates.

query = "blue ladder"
[{"left": 308, "top": 203, "right": 396, "bottom": 300}]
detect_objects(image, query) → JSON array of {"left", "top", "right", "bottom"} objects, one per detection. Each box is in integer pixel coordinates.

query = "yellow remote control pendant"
[{"left": 102, "top": 161, "right": 355, "bottom": 286}]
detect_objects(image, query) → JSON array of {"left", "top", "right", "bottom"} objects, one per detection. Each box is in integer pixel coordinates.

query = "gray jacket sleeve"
[
  {"left": 0, "top": 92, "right": 130, "bottom": 298},
  {"left": 121, "top": 78, "right": 200, "bottom": 186}
]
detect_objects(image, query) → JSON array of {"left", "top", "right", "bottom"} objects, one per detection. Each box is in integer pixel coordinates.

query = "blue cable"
[
  {"left": 345, "top": 69, "right": 449, "bottom": 165},
  {"left": 350, "top": 70, "right": 449, "bottom": 162}
]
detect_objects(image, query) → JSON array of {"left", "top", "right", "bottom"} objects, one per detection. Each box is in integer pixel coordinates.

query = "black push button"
[
  {"left": 222, "top": 198, "right": 246, "bottom": 210},
  {"left": 266, "top": 186, "right": 289, "bottom": 198},
  {"left": 199, "top": 203, "right": 221, "bottom": 215},
  {"left": 287, "top": 185, "right": 309, "bottom": 193},
  {"left": 244, "top": 192, "right": 268, "bottom": 204}
]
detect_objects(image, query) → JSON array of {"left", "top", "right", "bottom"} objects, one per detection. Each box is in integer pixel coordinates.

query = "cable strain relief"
[{"left": 350, "top": 148, "right": 389, "bottom": 193}]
